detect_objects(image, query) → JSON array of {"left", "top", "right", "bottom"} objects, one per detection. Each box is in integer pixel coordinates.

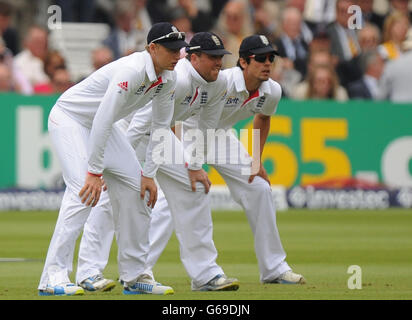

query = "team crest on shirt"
[
  {"left": 154, "top": 83, "right": 163, "bottom": 95},
  {"left": 200, "top": 92, "right": 208, "bottom": 104},
  {"left": 251, "top": 96, "right": 266, "bottom": 113},
  {"left": 134, "top": 82, "right": 146, "bottom": 95},
  {"left": 148, "top": 83, "right": 164, "bottom": 98}
]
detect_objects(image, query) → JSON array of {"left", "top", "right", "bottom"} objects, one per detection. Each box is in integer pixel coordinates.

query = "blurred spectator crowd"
[{"left": 0, "top": 0, "right": 412, "bottom": 102}]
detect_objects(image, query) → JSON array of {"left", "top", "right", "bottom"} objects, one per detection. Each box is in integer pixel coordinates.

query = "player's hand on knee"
[
  {"left": 188, "top": 169, "right": 211, "bottom": 194},
  {"left": 141, "top": 176, "right": 157, "bottom": 208},
  {"left": 79, "top": 173, "right": 104, "bottom": 207},
  {"left": 249, "top": 163, "right": 271, "bottom": 186}
]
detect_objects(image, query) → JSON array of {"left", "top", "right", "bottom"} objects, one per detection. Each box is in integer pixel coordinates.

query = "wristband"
[{"left": 88, "top": 171, "right": 103, "bottom": 178}]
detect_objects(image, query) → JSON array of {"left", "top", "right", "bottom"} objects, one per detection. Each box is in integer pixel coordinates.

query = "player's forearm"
[
  {"left": 88, "top": 125, "right": 113, "bottom": 175},
  {"left": 253, "top": 114, "right": 271, "bottom": 159},
  {"left": 87, "top": 101, "right": 119, "bottom": 174},
  {"left": 186, "top": 127, "right": 205, "bottom": 171}
]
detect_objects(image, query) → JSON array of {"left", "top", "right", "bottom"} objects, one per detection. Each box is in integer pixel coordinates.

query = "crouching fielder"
[
  {"left": 76, "top": 32, "right": 240, "bottom": 292},
  {"left": 76, "top": 35, "right": 305, "bottom": 291},
  {"left": 38, "top": 23, "right": 187, "bottom": 296},
  {"left": 147, "top": 35, "right": 306, "bottom": 285}
]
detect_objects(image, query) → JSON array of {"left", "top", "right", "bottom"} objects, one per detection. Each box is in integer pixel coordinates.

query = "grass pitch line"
[{"left": 0, "top": 257, "right": 38, "bottom": 262}]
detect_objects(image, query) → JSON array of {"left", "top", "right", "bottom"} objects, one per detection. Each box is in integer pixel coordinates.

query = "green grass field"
[{"left": 0, "top": 209, "right": 411, "bottom": 300}]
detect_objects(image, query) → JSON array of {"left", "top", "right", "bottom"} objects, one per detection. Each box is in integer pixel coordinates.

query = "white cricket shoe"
[
  {"left": 79, "top": 274, "right": 116, "bottom": 292},
  {"left": 38, "top": 283, "right": 84, "bottom": 296},
  {"left": 192, "top": 274, "right": 240, "bottom": 291},
  {"left": 123, "top": 274, "right": 174, "bottom": 295},
  {"left": 266, "top": 270, "right": 306, "bottom": 284}
]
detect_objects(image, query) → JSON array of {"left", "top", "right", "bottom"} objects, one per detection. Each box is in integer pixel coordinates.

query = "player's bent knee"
[{"left": 249, "top": 176, "right": 271, "bottom": 192}]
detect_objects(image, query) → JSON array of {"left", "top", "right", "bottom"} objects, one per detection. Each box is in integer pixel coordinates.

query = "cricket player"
[
  {"left": 76, "top": 32, "right": 241, "bottom": 292},
  {"left": 38, "top": 22, "right": 187, "bottom": 296},
  {"left": 143, "top": 35, "right": 306, "bottom": 285}
]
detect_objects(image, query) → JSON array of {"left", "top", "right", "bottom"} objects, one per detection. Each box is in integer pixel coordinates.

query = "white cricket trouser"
[
  {"left": 76, "top": 130, "right": 152, "bottom": 283},
  {"left": 76, "top": 190, "right": 114, "bottom": 284},
  {"left": 76, "top": 188, "right": 169, "bottom": 284},
  {"left": 38, "top": 106, "right": 151, "bottom": 290},
  {"left": 77, "top": 130, "right": 223, "bottom": 287},
  {"left": 146, "top": 129, "right": 291, "bottom": 282}
]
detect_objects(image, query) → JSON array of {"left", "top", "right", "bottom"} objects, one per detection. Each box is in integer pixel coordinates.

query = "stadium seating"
[{"left": 48, "top": 22, "right": 110, "bottom": 81}]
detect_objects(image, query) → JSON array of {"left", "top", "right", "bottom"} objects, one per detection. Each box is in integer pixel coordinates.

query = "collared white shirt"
[
  {"left": 126, "top": 58, "right": 228, "bottom": 170},
  {"left": 217, "top": 67, "right": 282, "bottom": 129},
  {"left": 172, "top": 58, "right": 227, "bottom": 128},
  {"left": 56, "top": 50, "right": 176, "bottom": 177}
]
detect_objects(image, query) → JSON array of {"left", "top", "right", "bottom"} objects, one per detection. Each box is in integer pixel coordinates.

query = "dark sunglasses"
[
  {"left": 249, "top": 53, "right": 275, "bottom": 63},
  {"left": 150, "top": 31, "right": 186, "bottom": 44}
]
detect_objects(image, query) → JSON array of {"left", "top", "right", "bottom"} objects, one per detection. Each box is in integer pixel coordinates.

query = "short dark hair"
[
  {"left": 185, "top": 51, "right": 202, "bottom": 61},
  {"left": 236, "top": 56, "right": 251, "bottom": 70}
]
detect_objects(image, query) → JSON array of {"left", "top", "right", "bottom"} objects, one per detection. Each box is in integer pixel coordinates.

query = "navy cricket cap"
[
  {"left": 147, "top": 22, "right": 188, "bottom": 50},
  {"left": 186, "top": 32, "right": 231, "bottom": 56},
  {"left": 239, "top": 35, "right": 279, "bottom": 56}
]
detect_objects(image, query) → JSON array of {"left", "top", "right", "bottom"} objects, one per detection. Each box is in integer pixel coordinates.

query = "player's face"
[
  {"left": 151, "top": 44, "right": 181, "bottom": 73},
  {"left": 191, "top": 53, "right": 223, "bottom": 82},
  {"left": 243, "top": 53, "right": 274, "bottom": 82}
]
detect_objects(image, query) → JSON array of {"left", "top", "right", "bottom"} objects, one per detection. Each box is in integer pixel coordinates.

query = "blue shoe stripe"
[
  {"left": 54, "top": 286, "right": 66, "bottom": 295},
  {"left": 131, "top": 283, "right": 153, "bottom": 292},
  {"left": 123, "top": 289, "right": 145, "bottom": 295},
  {"left": 83, "top": 282, "right": 97, "bottom": 291},
  {"left": 123, "top": 282, "right": 155, "bottom": 294},
  {"left": 38, "top": 284, "right": 82, "bottom": 296},
  {"left": 39, "top": 286, "right": 67, "bottom": 295}
]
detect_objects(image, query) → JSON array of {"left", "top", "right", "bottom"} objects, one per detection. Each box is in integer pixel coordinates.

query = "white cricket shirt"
[
  {"left": 126, "top": 57, "right": 227, "bottom": 170},
  {"left": 218, "top": 66, "right": 282, "bottom": 129},
  {"left": 55, "top": 50, "right": 176, "bottom": 178}
]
